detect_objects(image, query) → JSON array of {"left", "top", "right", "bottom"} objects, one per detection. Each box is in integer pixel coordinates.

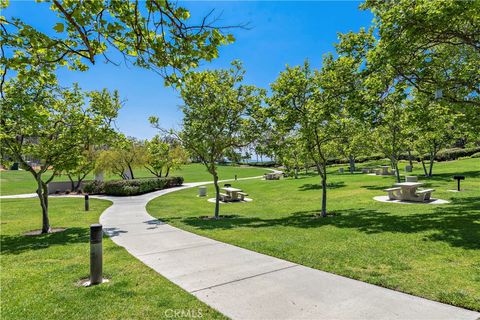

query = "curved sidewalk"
[{"left": 96, "top": 180, "right": 479, "bottom": 320}]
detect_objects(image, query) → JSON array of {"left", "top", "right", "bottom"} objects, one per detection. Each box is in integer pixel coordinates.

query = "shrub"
[
  {"left": 471, "top": 152, "right": 480, "bottom": 158},
  {"left": 83, "top": 180, "right": 105, "bottom": 194},
  {"left": 435, "top": 147, "right": 480, "bottom": 161},
  {"left": 101, "top": 177, "right": 184, "bottom": 196},
  {"left": 165, "top": 176, "right": 184, "bottom": 187}
]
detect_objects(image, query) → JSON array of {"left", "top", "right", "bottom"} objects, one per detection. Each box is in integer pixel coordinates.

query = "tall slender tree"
[
  {"left": 151, "top": 62, "right": 264, "bottom": 218},
  {"left": 0, "top": 77, "right": 119, "bottom": 233}
]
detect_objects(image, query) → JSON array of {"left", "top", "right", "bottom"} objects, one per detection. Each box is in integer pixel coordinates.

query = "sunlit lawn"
[
  {"left": 147, "top": 158, "right": 480, "bottom": 311},
  {"left": 0, "top": 163, "right": 267, "bottom": 195},
  {"left": 0, "top": 197, "right": 225, "bottom": 319}
]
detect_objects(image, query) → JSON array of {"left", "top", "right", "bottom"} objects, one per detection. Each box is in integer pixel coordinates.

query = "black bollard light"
[
  {"left": 90, "top": 224, "right": 103, "bottom": 285},
  {"left": 235, "top": 174, "right": 237, "bottom": 181},
  {"left": 84, "top": 194, "right": 89, "bottom": 211}
]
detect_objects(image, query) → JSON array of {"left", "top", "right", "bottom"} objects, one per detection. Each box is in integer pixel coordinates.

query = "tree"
[
  {"left": 361, "top": 0, "right": 480, "bottom": 123},
  {"left": 1, "top": 0, "right": 237, "bottom": 93},
  {"left": 0, "top": 78, "right": 118, "bottom": 233},
  {"left": 144, "top": 135, "right": 188, "bottom": 177},
  {"left": 371, "top": 97, "right": 409, "bottom": 183},
  {"left": 365, "top": 66, "right": 410, "bottom": 183},
  {"left": 65, "top": 147, "right": 98, "bottom": 192},
  {"left": 64, "top": 89, "right": 121, "bottom": 190},
  {"left": 152, "top": 62, "right": 264, "bottom": 218},
  {"left": 269, "top": 61, "right": 344, "bottom": 217},
  {"left": 407, "top": 90, "right": 457, "bottom": 177},
  {"left": 96, "top": 136, "right": 146, "bottom": 180},
  {"left": 336, "top": 119, "right": 371, "bottom": 173}
]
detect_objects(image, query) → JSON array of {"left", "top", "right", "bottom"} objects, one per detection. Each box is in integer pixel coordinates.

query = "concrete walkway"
[{"left": 95, "top": 180, "right": 479, "bottom": 320}]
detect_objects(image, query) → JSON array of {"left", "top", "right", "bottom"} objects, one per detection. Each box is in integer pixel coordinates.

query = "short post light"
[
  {"left": 89, "top": 224, "right": 103, "bottom": 285},
  {"left": 84, "top": 194, "right": 89, "bottom": 211}
]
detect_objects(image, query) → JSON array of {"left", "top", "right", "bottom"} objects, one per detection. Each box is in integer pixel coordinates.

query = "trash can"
[
  {"left": 339, "top": 168, "right": 344, "bottom": 173},
  {"left": 405, "top": 165, "right": 412, "bottom": 172},
  {"left": 198, "top": 186, "right": 207, "bottom": 197}
]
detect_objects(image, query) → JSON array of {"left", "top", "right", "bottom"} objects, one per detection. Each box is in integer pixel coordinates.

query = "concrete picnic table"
[
  {"left": 393, "top": 182, "right": 423, "bottom": 201},
  {"left": 388, "top": 181, "right": 435, "bottom": 202},
  {"left": 221, "top": 187, "right": 243, "bottom": 201},
  {"left": 381, "top": 166, "right": 390, "bottom": 175}
]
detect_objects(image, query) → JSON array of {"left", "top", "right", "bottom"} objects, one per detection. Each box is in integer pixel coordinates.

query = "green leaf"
[{"left": 53, "top": 23, "right": 64, "bottom": 33}]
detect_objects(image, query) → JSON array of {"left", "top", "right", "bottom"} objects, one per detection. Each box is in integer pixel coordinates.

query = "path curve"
[
  {"left": 2, "top": 175, "right": 479, "bottom": 319},
  {"left": 97, "top": 177, "right": 478, "bottom": 320}
]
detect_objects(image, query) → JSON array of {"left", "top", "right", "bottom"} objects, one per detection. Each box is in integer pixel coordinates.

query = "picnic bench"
[
  {"left": 384, "top": 187, "right": 402, "bottom": 200},
  {"left": 237, "top": 192, "right": 248, "bottom": 201},
  {"left": 415, "top": 189, "right": 435, "bottom": 201},
  {"left": 383, "top": 182, "right": 435, "bottom": 202},
  {"left": 219, "top": 193, "right": 230, "bottom": 202}
]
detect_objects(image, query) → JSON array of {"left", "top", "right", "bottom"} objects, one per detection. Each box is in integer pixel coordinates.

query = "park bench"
[
  {"left": 237, "top": 192, "right": 248, "bottom": 201},
  {"left": 416, "top": 189, "right": 435, "bottom": 201},
  {"left": 219, "top": 193, "right": 230, "bottom": 202},
  {"left": 384, "top": 187, "right": 401, "bottom": 200}
]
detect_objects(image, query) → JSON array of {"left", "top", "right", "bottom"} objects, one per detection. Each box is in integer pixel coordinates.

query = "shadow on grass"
[
  {"left": 361, "top": 185, "right": 389, "bottom": 191},
  {"left": 166, "top": 196, "right": 480, "bottom": 250},
  {"left": 298, "top": 181, "right": 345, "bottom": 191},
  {"left": 1, "top": 227, "right": 90, "bottom": 255},
  {"left": 418, "top": 170, "right": 480, "bottom": 182}
]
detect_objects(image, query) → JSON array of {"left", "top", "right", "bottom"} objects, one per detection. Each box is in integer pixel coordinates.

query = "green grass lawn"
[
  {"left": 0, "top": 163, "right": 267, "bottom": 196},
  {"left": 147, "top": 158, "right": 480, "bottom": 311},
  {"left": 0, "top": 197, "right": 225, "bottom": 319}
]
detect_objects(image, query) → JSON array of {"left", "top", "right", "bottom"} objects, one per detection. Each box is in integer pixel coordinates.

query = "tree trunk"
[
  {"left": 408, "top": 149, "right": 413, "bottom": 167},
  {"left": 294, "top": 167, "right": 298, "bottom": 179},
  {"left": 74, "top": 174, "right": 86, "bottom": 192},
  {"left": 394, "top": 162, "right": 401, "bottom": 183},
  {"left": 421, "top": 159, "right": 428, "bottom": 176},
  {"left": 349, "top": 155, "right": 355, "bottom": 173},
  {"left": 68, "top": 174, "right": 75, "bottom": 191},
  {"left": 427, "top": 142, "right": 437, "bottom": 177},
  {"left": 128, "top": 164, "right": 135, "bottom": 179},
  {"left": 321, "top": 174, "right": 327, "bottom": 217},
  {"left": 165, "top": 167, "right": 170, "bottom": 177},
  {"left": 428, "top": 152, "right": 435, "bottom": 177},
  {"left": 213, "top": 173, "right": 220, "bottom": 219},
  {"left": 36, "top": 177, "right": 51, "bottom": 234}
]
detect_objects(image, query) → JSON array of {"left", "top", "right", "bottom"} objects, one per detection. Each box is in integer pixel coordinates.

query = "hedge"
[
  {"left": 434, "top": 147, "right": 480, "bottom": 161},
  {"left": 83, "top": 176, "right": 184, "bottom": 196},
  {"left": 322, "top": 147, "right": 480, "bottom": 166}
]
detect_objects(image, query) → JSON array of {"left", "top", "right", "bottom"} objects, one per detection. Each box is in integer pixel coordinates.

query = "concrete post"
[
  {"left": 90, "top": 224, "right": 103, "bottom": 285},
  {"left": 85, "top": 194, "right": 89, "bottom": 211}
]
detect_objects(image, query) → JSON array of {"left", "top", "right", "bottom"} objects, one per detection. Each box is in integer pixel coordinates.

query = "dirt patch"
[
  {"left": 199, "top": 215, "right": 237, "bottom": 220},
  {"left": 23, "top": 227, "right": 67, "bottom": 236}
]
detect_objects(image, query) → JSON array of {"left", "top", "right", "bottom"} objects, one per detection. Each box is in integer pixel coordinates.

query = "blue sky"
[{"left": 5, "top": 1, "right": 373, "bottom": 139}]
